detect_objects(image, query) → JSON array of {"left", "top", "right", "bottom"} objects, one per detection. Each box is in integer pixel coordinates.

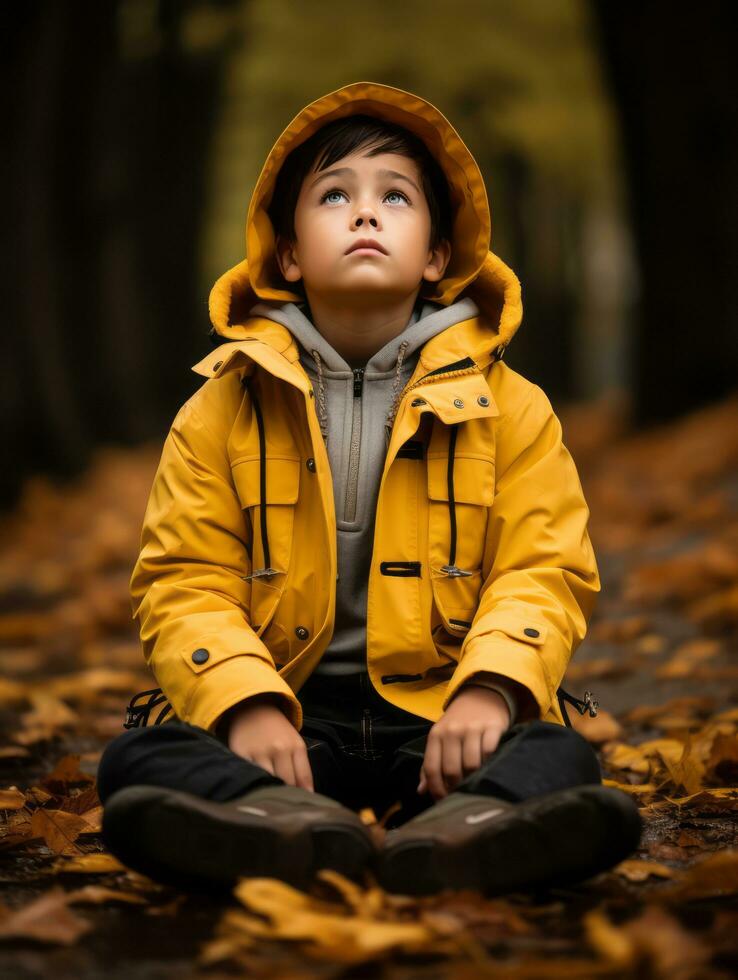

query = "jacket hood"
[{"left": 207, "top": 80, "right": 523, "bottom": 366}]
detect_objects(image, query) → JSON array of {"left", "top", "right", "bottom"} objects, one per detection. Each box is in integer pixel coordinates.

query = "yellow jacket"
[{"left": 127, "top": 81, "right": 601, "bottom": 735}]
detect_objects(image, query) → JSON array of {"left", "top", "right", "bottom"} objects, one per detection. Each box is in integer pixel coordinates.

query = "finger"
[
  {"left": 417, "top": 770, "right": 427, "bottom": 794},
  {"left": 272, "top": 750, "right": 298, "bottom": 787},
  {"left": 441, "top": 733, "right": 464, "bottom": 793},
  {"left": 293, "top": 745, "right": 314, "bottom": 792},
  {"left": 481, "top": 726, "right": 501, "bottom": 760},
  {"left": 462, "top": 728, "right": 483, "bottom": 774},
  {"left": 423, "top": 734, "right": 446, "bottom": 800}
]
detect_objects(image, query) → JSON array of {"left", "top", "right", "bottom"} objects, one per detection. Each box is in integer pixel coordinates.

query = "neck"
[{"left": 302, "top": 291, "right": 421, "bottom": 369}]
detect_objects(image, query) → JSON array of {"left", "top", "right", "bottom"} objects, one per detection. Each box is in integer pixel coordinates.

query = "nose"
[{"left": 352, "top": 204, "right": 379, "bottom": 229}]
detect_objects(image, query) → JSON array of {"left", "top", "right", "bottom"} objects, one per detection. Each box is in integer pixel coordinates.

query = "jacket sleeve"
[
  {"left": 443, "top": 384, "right": 601, "bottom": 719},
  {"left": 129, "top": 393, "right": 303, "bottom": 734}
]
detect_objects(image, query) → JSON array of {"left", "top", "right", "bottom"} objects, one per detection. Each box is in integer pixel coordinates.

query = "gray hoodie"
[{"left": 248, "top": 295, "right": 517, "bottom": 722}]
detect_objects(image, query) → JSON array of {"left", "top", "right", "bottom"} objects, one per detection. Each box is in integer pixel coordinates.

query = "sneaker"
[
  {"left": 101, "top": 783, "right": 376, "bottom": 893},
  {"left": 376, "top": 784, "right": 643, "bottom": 896}
]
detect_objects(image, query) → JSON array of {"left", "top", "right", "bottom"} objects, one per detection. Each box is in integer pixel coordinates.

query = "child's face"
[{"left": 276, "top": 149, "right": 450, "bottom": 306}]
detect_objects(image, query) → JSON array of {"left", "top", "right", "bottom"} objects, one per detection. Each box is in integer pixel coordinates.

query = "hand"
[
  {"left": 417, "top": 685, "right": 511, "bottom": 800},
  {"left": 225, "top": 696, "right": 314, "bottom": 792}
]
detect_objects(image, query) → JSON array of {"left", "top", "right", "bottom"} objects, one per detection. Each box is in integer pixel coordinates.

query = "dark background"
[{"left": 5, "top": 1, "right": 737, "bottom": 510}]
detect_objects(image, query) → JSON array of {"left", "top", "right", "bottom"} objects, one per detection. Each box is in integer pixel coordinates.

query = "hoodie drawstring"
[
  {"left": 310, "top": 349, "right": 329, "bottom": 445},
  {"left": 385, "top": 340, "right": 410, "bottom": 431},
  {"left": 239, "top": 375, "right": 284, "bottom": 584}
]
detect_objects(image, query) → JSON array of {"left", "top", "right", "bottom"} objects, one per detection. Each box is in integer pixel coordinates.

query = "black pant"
[{"left": 98, "top": 670, "right": 602, "bottom": 828}]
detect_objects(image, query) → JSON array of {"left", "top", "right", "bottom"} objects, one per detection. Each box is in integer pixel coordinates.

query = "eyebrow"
[{"left": 309, "top": 166, "right": 421, "bottom": 194}]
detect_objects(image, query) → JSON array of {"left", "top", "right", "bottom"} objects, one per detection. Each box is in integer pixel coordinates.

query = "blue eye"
[
  {"left": 319, "top": 189, "right": 347, "bottom": 204},
  {"left": 318, "top": 188, "right": 410, "bottom": 205}
]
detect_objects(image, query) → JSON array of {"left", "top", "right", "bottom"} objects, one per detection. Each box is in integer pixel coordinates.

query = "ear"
[
  {"left": 423, "top": 238, "right": 452, "bottom": 284},
  {"left": 275, "top": 234, "right": 302, "bottom": 283}
]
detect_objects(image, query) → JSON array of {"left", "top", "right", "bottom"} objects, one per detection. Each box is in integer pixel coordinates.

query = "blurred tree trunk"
[
  {"left": 590, "top": 1, "right": 738, "bottom": 423},
  {"left": 3, "top": 1, "right": 234, "bottom": 510}
]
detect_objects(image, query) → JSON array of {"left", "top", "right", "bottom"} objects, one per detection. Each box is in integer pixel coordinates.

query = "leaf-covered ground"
[{"left": 1, "top": 392, "right": 737, "bottom": 979}]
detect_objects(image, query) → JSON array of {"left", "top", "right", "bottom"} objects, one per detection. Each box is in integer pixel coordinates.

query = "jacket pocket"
[
  {"left": 426, "top": 453, "right": 495, "bottom": 641},
  {"left": 230, "top": 454, "right": 301, "bottom": 636}
]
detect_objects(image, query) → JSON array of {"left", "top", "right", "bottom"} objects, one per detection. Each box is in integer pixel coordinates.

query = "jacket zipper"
[{"left": 344, "top": 367, "right": 364, "bottom": 523}]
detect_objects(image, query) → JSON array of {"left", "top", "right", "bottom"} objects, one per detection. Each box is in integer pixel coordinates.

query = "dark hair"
[{"left": 267, "top": 114, "right": 453, "bottom": 253}]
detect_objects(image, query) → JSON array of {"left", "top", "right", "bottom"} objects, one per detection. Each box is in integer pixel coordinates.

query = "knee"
[
  {"left": 522, "top": 719, "right": 602, "bottom": 783},
  {"left": 553, "top": 720, "right": 602, "bottom": 781},
  {"left": 96, "top": 727, "right": 160, "bottom": 804}
]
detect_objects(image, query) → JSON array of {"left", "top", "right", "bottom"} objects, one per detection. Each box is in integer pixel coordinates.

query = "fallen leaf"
[
  {"left": 657, "top": 849, "right": 738, "bottom": 902},
  {"left": 613, "top": 859, "right": 676, "bottom": 882},
  {"left": 66, "top": 885, "right": 148, "bottom": 905},
  {"left": 41, "top": 753, "right": 95, "bottom": 793},
  {"left": 0, "top": 887, "right": 92, "bottom": 945},
  {"left": 585, "top": 904, "right": 710, "bottom": 979},
  {"left": 30, "top": 808, "right": 89, "bottom": 855},
  {"left": 51, "top": 852, "right": 126, "bottom": 874},
  {"left": 704, "top": 732, "right": 738, "bottom": 786},
  {"left": 0, "top": 787, "right": 27, "bottom": 810}
]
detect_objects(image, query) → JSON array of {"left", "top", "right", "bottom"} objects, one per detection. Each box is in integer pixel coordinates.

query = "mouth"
[{"left": 345, "top": 238, "right": 388, "bottom": 256}]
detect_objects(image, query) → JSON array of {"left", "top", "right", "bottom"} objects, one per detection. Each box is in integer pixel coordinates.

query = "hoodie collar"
[
  {"left": 198, "top": 80, "right": 523, "bottom": 384},
  {"left": 247, "top": 296, "right": 480, "bottom": 376}
]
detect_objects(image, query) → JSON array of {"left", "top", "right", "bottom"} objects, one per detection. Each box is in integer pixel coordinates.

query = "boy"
[{"left": 98, "top": 81, "right": 642, "bottom": 896}]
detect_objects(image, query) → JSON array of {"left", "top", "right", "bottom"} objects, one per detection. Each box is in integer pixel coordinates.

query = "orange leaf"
[
  {"left": 0, "top": 887, "right": 92, "bottom": 945},
  {"left": 0, "top": 787, "right": 27, "bottom": 810},
  {"left": 30, "top": 808, "right": 88, "bottom": 855}
]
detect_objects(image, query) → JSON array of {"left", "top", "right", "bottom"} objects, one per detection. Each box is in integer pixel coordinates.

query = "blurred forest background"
[
  {"left": 5, "top": 0, "right": 737, "bottom": 509},
  {"left": 2, "top": 4, "right": 738, "bottom": 976}
]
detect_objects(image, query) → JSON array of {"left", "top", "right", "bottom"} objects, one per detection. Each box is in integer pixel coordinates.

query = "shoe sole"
[
  {"left": 377, "top": 784, "right": 643, "bottom": 896},
  {"left": 102, "top": 785, "right": 374, "bottom": 894}
]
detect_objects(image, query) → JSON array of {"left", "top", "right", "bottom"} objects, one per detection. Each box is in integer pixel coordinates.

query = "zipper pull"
[{"left": 353, "top": 367, "right": 364, "bottom": 397}]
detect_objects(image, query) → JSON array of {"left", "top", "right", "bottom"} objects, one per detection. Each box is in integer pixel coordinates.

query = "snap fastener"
[
  {"left": 306, "top": 458, "right": 316, "bottom": 472},
  {"left": 191, "top": 648, "right": 210, "bottom": 664},
  {"left": 523, "top": 628, "right": 540, "bottom": 638},
  {"left": 308, "top": 389, "right": 314, "bottom": 398},
  {"left": 478, "top": 395, "right": 490, "bottom": 407},
  {"left": 453, "top": 398, "right": 464, "bottom": 409},
  {"left": 213, "top": 361, "right": 223, "bottom": 371},
  {"left": 411, "top": 398, "right": 426, "bottom": 407},
  {"left": 295, "top": 626, "right": 309, "bottom": 640}
]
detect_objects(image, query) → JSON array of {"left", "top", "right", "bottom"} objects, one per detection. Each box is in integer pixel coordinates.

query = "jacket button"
[
  {"left": 411, "top": 398, "right": 427, "bottom": 407},
  {"left": 295, "top": 626, "right": 309, "bottom": 640},
  {"left": 306, "top": 458, "right": 316, "bottom": 472},
  {"left": 192, "top": 648, "right": 210, "bottom": 664},
  {"left": 478, "top": 395, "right": 490, "bottom": 407},
  {"left": 523, "top": 628, "right": 540, "bottom": 638},
  {"left": 453, "top": 398, "right": 464, "bottom": 408},
  {"left": 213, "top": 361, "right": 223, "bottom": 371}
]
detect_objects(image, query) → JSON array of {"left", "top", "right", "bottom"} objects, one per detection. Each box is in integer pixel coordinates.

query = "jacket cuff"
[
  {"left": 183, "top": 654, "right": 303, "bottom": 734},
  {"left": 444, "top": 637, "right": 551, "bottom": 719},
  {"left": 456, "top": 674, "right": 518, "bottom": 726}
]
